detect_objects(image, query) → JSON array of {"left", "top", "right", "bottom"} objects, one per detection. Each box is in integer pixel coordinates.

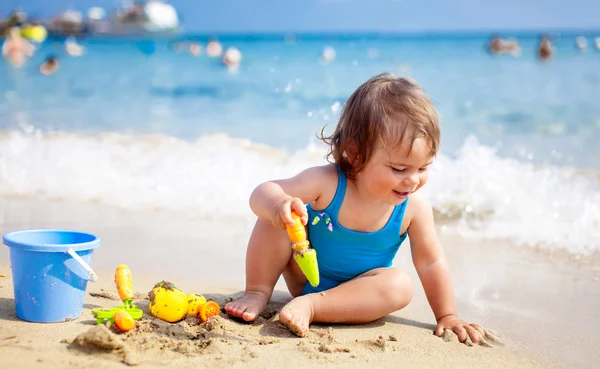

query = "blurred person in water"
[
  {"left": 2, "top": 27, "right": 35, "bottom": 67},
  {"left": 487, "top": 35, "right": 521, "bottom": 56},
  {"left": 206, "top": 37, "right": 223, "bottom": 57},
  {"left": 189, "top": 41, "right": 201, "bottom": 56},
  {"left": 538, "top": 35, "right": 553, "bottom": 61},
  {"left": 39, "top": 54, "right": 59, "bottom": 75},
  {"left": 222, "top": 47, "right": 242, "bottom": 70}
]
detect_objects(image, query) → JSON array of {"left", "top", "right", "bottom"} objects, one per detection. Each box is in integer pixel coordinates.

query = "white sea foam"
[{"left": 0, "top": 130, "right": 598, "bottom": 254}]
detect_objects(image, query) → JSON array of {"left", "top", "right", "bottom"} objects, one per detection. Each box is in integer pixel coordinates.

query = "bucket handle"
[{"left": 67, "top": 248, "right": 98, "bottom": 282}]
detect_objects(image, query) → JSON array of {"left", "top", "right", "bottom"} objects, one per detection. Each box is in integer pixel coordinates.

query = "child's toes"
[
  {"left": 241, "top": 309, "right": 257, "bottom": 321},
  {"left": 225, "top": 302, "right": 243, "bottom": 317}
]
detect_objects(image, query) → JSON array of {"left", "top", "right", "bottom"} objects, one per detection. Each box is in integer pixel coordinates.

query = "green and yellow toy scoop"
[
  {"left": 92, "top": 264, "right": 143, "bottom": 327},
  {"left": 92, "top": 301, "right": 143, "bottom": 324},
  {"left": 286, "top": 212, "right": 320, "bottom": 287}
]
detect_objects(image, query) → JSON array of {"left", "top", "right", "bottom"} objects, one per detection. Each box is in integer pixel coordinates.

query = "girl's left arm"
[{"left": 407, "top": 192, "right": 484, "bottom": 343}]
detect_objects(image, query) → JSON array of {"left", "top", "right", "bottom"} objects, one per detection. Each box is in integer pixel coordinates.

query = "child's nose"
[{"left": 404, "top": 174, "right": 419, "bottom": 186}]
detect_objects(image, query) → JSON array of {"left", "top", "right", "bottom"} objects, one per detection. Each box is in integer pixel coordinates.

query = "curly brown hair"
[{"left": 320, "top": 73, "right": 440, "bottom": 179}]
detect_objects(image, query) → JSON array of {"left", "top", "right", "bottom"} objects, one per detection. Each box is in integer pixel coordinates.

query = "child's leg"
[
  {"left": 224, "top": 218, "right": 307, "bottom": 321},
  {"left": 280, "top": 267, "right": 413, "bottom": 337}
]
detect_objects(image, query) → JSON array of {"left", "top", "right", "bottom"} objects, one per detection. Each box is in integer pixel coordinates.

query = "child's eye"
[
  {"left": 391, "top": 167, "right": 406, "bottom": 173},
  {"left": 418, "top": 167, "right": 428, "bottom": 172}
]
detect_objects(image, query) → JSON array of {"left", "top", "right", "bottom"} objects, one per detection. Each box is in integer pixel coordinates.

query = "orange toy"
[
  {"left": 114, "top": 310, "right": 135, "bottom": 332},
  {"left": 287, "top": 213, "right": 307, "bottom": 243},
  {"left": 199, "top": 301, "right": 220, "bottom": 322},
  {"left": 286, "top": 212, "right": 320, "bottom": 287},
  {"left": 115, "top": 264, "right": 134, "bottom": 301}
]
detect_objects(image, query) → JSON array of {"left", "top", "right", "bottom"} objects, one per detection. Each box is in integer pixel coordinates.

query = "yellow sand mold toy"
[
  {"left": 286, "top": 211, "right": 320, "bottom": 287},
  {"left": 148, "top": 281, "right": 220, "bottom": 323}
]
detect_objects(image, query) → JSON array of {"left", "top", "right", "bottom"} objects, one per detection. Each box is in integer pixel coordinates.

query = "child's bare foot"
[
  {"left": 279, "top": 295, "right": 315, "bottom": 337},
  {"left": 224, "top": 291, "right": 269, "bottom": 322}
]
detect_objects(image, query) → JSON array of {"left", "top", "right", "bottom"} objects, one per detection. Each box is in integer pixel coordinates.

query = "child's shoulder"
[
  {"left": 405, "top": 190, "right": 434, "bottom": 228},
  {"left": 297, "top": 164, "right": 339, "bottom": 209},
  {"left": 408, "top": 190, "right": 432, "bottom": 210},
  {"left": 295, "top": 163, "right": 338, "bottom": 182}
]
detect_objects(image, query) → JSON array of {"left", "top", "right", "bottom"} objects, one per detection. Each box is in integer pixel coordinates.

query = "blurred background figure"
[
  {"left": 39, "top": 54, "right": 59, "bottom": 75},
  {"left": 189, "top": 41, "right": 201, "bottom": 56},
  {"left": 5, "top": 9, "right": 25, "bottom": 27},
  {"left": 321, "top": 45, "right": 336, "bottom": 62},
  {"left": 65, "top": 36, "right": 84, "bottom": 56},
  {"left": 488, "top": 35, "right": 521, "bottom": 56},
  {"left": 538, "top": 34, "right": 554, "bottom": 61},
  {"left": 206, "top": 37, "right": 222, "bottom": 57},
  {"left": 575, "top": 36, "right": 587, "bottom": 51},
  {"left": 222, "top": 46, "right": 241, "bottom": 70},
  {"left": 1, "top": 26, "right": 35, "bottom": 67}
]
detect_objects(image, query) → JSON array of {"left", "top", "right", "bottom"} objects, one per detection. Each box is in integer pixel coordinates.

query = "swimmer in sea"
[
  {"left": 487, "top": 35, "right": 520, "bottom": 56},
  {"left": 206, "top": 38, "right": 223, "bottom": 57},
  {"left": 189, "top": 42, "right": 201, "bottom": 56},
  {"left": 65, "top": 37, "right": 85, "bottom": 57},
  {"left": 538, "top": 35, "right": 553, "bottom": 61},
  {"left": 39, "top": 55, "right": 59, "bottom": 75},
  {"left": 2, "top": 27, "right": 35, "bottom": 67},
  {"left": 222, "top": 47, "right": 242, "bottom": 70}
]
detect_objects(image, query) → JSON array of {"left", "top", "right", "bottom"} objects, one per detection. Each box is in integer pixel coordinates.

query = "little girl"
[{"left": 225, "top": 73, "right": 483, "bottom": 343}]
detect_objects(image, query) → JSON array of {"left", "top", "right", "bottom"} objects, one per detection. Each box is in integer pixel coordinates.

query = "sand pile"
[{"left": 63, "top": 292, "right": 507, "bottom": 367}]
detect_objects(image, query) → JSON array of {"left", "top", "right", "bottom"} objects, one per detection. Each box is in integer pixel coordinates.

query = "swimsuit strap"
[
  {"left": 390, "top": 197, "right": 409, "bottom": 237},
  {"left": 324, "top": 165, "right": 347, "bottom": 217}
]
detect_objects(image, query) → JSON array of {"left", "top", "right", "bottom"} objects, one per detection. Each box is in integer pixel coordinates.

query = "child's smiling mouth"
[{"left": 393, "top": 190, "right": 410, "bottom": 198}]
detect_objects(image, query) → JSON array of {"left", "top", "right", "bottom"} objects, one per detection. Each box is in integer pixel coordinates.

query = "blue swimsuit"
[{"left": 301, "top": 166, "right": 409, "bottom": 295}]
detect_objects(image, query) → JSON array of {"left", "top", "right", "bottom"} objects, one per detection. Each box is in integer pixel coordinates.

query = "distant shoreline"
[
  {"left": 170, "top": 28, "right": 600, "bottom": 38},
  {"left": 2, "top": 28, "right": 598, "bottom": 41}
]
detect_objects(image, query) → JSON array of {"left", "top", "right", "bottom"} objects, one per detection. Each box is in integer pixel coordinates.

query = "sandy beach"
[
  {"left": 0, "top": 270, "right": 550, "bottom": 369},
  {"left": 1, "top": 2, "right": 599, "bottom": 366},
  {"left": 1, "top": 197, "right": 599, "bottom": 368}
]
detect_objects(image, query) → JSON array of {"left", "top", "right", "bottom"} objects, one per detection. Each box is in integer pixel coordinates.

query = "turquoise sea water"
[{"left": 0, "top": 32, "right": 599, "bottom": 253}]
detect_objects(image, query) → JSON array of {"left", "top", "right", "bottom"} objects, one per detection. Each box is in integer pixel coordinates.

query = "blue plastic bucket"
[{"left": 3, "top": 229, "right": 100, "bottom": 323}]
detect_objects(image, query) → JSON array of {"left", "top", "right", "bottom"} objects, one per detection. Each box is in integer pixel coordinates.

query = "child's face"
[{"left": 356, "top": 137, "right": 433, "bottom": 205}]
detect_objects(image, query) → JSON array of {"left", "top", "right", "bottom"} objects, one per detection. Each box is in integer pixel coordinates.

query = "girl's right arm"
[{"left": 250, "top": 165, "right": 330, "bottom": 229}]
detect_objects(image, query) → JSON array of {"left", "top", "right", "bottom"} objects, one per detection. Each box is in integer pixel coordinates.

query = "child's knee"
[
  {"left": 383, "top": 268, "right": 414, "bottom": 309},
  {"left": 287, "top": 282, "right": 306, "bottom": 298},
  {"left": 254, "top": 217, "right": 277, "bottom": 232},
  {"left": 252, "top": 218, "right": 289, "bottom": 242}
]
